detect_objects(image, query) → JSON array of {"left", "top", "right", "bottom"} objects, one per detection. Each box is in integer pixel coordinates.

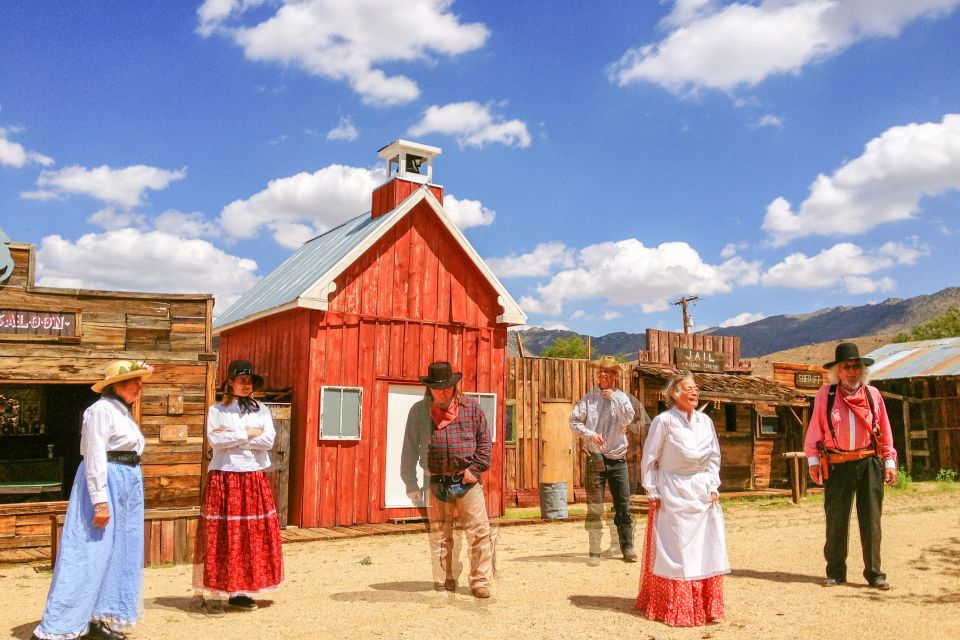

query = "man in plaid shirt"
[{"left": 400, "top": 361, "right": 493, "bottom": 599}]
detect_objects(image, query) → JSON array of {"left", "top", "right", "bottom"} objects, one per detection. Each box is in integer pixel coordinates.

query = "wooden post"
[
  {"left": 514, "top": 331, "right": 526, "bottom": 359},
  {"left": 902, "top": 399, "right": 912, "bottom": 474},
  {"left": 783, "top": 452, "right": 806, "bottom": 504},
  {"left": 585, "top": 336, "right": 592, "bottom": 360}
]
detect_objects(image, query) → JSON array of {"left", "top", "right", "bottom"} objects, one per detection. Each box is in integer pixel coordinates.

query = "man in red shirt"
[
  {"left": 804, "top": 342, "right": 897, "bottom": 590},
  {"left": 401, "top": 362, "right": 493, "bottom": 598}
]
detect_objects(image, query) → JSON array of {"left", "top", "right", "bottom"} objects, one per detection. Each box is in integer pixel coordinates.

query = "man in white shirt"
[{"left": 570, "top": 356, "right": 642, "bottom": 564}]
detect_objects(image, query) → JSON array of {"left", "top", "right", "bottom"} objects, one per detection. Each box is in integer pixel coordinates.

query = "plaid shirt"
[{"left": 400, "top": 395, "right": 491, "bottom": 493}]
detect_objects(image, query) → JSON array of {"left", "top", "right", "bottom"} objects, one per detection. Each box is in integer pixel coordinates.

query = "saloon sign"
[
  {"left": 674, "top": 347, "right": 726, "bottom": 373},
  {"left": 0, "top": 310, "right": 77, "bottom": 337}
]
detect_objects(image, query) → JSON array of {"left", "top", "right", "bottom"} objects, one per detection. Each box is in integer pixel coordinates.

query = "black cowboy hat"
[
  {"left": 823, "top": 342, "right": 875, "bottom": 369},
  {"left": 419, "top": 361, "right": 462, "bottom": 390},
  {"left": 225, "top": 359, "right": 265, "bottom": 390}
]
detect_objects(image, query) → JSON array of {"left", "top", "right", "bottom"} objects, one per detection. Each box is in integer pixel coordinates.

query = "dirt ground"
[{"left": 5, "top": 487, "right": 959, "bottom": 640}]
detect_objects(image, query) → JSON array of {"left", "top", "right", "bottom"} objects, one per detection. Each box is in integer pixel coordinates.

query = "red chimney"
[{"left": 372, "top": 140, "right": 444, "bottom": 218}]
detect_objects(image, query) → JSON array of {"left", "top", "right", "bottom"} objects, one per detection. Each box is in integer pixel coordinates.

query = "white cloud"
[
  {"left": 217, "top": 163, "right": 498, "bottom": 248},
  {"left": 718, "top": 311, "right": 765, "bottom": 328},
  {"left": 521, "top": 238, "right": 761, "bottom": 316},
  {"left": 0, "top": 127, "right": 54, "bottom": 168},
  {"left": 760, "top": 241, "right": 928, "bottom": 293},
  {"left": 720, "top": 241, "right": 748, "bottom": 258},
  {"left": 408, "top": 102, "right": 531, "bottom": 148},
  {"left": 33, "top": 164, "right": 186, "bottom": 209},
  {"left": 601, "top": 311, "right": 623, "bottom": 321},
  {"left": 197, "top": 0, "right": 489, "bottom": 107},
  {"left": 609, "top": 0, "right": 960, "bottom": 96},
  {"left": 540, "top": 321, "right": 569, "bottom": 331},
  {"left": 442, "top": 194, "right": 495, "bottom": 229},
  {"left": 88, "top": 208, "right": 146, "bottom": 230},
  {"left": 327, "top": 117, "right": 358, "bottom": 141},
  {"left": 763, "top": 114, "right": 960, "bottom": 245},
  {"left": 20, "top": 190, "right": 60, "bottom": 201},
  {"left": 36, "top": 229, "right": 260, "bottom": 313},
  {"left": 756, "top": 114, "right": 784, "bottom": 129},
  {"left": 217, "top": 164, "right": 383, "bottom": 247},
  {"left": 486, "top": 242, "right": 576, "bottom": 278},
  {"left": 154, "top": 210, "right": 219, "bottom": 239}
]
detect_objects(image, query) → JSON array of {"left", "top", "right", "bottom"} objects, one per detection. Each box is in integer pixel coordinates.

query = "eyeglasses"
[
  {"left": 838, "top": 362, "right": 864, "bottom": 371},
  {"left": 597, "top": 370, "right": 618, "bottom": 377}
]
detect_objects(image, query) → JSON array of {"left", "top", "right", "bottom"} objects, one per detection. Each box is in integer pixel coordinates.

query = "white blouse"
[
  {"left": 641, "top": 407, "right": 721, "bottom": 499},
  {"left": 207, "top": 400, "right": 275, "bottom": 472},
  {"left": 81, "top": 396, "right": 146, "bottom": 505}
]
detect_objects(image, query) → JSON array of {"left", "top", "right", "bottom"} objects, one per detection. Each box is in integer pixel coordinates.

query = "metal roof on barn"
[
  {"left": 632, "top": 364, "right": 808, "bottom": 405},
  {"left": 214, "top": 211, "right": 390, "bottom": 328},
  {"left": 214, "top": 185, "right": 526, "bottom": 331},
  {"left": 866, "top": 337, "right": 960, "bottom": 380}
]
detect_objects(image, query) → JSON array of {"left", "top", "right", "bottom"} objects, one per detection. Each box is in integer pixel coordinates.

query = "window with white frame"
[
  {"left": 465, "top": 392, "right": 497, "bottom": 442},
  {"left": 320, "top": 386, "right": 362, "bottom": 440}
]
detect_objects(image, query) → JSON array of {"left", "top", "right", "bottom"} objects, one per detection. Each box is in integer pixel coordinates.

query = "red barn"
[{"left": 214, "top": 140, "right": 526, "bottom": 528}]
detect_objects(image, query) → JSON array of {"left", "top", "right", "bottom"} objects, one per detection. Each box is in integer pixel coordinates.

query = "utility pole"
[{"left": 671, "top": 295, "right": 701, "bottom": 334}]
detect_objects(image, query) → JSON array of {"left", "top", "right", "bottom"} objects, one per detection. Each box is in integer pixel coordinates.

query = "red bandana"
[
  {"left": 430, "top": 402, "right": 460, "bottom": 430},
  {"left": 834, "top": 385, "right": 874, "bottom": 431}
]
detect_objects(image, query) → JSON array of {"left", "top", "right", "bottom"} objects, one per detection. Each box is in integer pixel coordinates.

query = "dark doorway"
[{"left": 0, "top": 384, "right": 98, "bottom": 504}]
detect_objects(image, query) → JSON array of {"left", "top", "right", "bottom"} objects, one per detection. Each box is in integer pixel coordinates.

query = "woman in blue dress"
[{"left": 32, "top": 360, "right": 152, "bottom": 640}]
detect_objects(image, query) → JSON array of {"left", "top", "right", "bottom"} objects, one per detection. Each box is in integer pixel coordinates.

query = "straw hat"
[
  {"left": 590, "top": 355, "right": 622, "bottom": 371},
  {"left": 91, "top": 360, "right": 153, "bottom": 393}
]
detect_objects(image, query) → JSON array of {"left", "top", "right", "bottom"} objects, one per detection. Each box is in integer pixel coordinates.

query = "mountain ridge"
[{"left": 508, "top": 286, "right": 960, "bottom": 359}]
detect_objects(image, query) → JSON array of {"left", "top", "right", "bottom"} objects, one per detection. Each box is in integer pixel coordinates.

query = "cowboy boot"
[{"left": 618, "top": 525, "right": 638, "bottom": 562}]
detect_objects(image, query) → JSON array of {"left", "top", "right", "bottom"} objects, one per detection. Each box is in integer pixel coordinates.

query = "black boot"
[
  {"left": 618, "top": 526, "right": 638, "bottom": 562},
  {"left": 86, "top": 620, "right": 127, "bottom": 640}
]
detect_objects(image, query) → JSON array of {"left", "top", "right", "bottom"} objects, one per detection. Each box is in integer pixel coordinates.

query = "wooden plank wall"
[
  {"left": 217, "top": 202, "right": 509, "bottom": 529},
  {"left": 639, "top": 328, "right": 750, "bottom": 371},
  {"left": 505, "top": 357, "right": 599, "bottom": 503},
  {"left": 872, "top": 376, "right": 960, "bottom": 475},
  {"left": 0, "top": 242, "right": 215, "bottom": 550}
]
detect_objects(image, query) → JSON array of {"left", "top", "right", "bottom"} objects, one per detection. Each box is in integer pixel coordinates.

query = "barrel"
[{"left": 538, "top": 482, "right": 568, "bottom": 519}]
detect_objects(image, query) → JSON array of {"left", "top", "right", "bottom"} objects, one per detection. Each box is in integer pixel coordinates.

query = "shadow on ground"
[
  {"left": 568, "top": 595, "right": 636, "bottom": 615},
  {"left": 729, "top": 568, "right": 822, "bottom": 585}
]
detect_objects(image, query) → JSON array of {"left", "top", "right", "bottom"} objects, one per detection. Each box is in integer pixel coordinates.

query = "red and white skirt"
[
  {"left": 196, "top": 470, "right": 284, "bottom": 596},
  {"left": 634, "top": 509, "right": 724, "bottom": 626}
]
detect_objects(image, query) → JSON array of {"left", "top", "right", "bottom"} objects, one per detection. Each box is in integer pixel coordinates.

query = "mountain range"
[{"left": 508, "top": 286, "right": 960, "bottom": 359}]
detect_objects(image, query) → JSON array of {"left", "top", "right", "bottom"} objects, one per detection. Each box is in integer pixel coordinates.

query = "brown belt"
[{"left": 825, "top": 448, "right": 876, "bottom": 464}]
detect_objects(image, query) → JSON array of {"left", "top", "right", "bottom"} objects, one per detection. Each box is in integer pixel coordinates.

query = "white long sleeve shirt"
[
  {"left": 80, "top": 396, "right": 146, "bottom": 505},
  {"left": 207, "top": 400, "right": 275, "bottom": 472},
  {"left": 641, "top": 408, "right": 721, "bottom": 500},
  {"left": 569, "top": 387, "right": 636, "bottom": 459}
]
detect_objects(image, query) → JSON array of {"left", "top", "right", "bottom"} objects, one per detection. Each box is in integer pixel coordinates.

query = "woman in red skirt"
[{"left": 195, "top": 359, "right": 284, "bottom": 615}]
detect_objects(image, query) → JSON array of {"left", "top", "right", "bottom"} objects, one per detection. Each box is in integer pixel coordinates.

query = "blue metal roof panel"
[
  {"left": 866, "top": 337, "right": 960, "bottom": 380},
  {"left": 214, "top": 211, "right": 389, "bottom": 328}
]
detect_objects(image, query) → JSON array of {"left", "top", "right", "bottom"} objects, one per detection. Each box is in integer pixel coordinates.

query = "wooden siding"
[
  {"left": 871, "top": 376, "right": 960, "bottom": 476},
  {"left": 638, "top": 328, "right": 750, "bottom": 371},
  {"left": 218, "top": 202, "right": 508, "bottom": 529},
  {"left": 0, "top": 242, "right": 215, "bottom": 550},
  {"left": 505, "top": 356, "right": 802, "bottom": 500}
]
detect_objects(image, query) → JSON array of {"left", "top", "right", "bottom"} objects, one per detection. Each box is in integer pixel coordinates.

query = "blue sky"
[{"left": 1, "top": 0, "right": 958, "bottom": 336}]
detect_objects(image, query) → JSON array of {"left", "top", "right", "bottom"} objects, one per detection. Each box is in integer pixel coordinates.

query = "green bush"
[
  {"left": 892, "top": 465, "right": 912, "bottom": 490},
  {"left": 935, "top": 468, "right": 958, "bottom": 483}
]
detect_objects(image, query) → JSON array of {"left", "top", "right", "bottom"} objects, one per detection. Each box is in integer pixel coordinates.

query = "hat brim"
[
  {"left": 419, "top": 372, "right": 462, "bottom": 390},
  {"left": 224, "top": 374, "right": 265, "bottom": 392},
  {"left": 823, "top": 356, "right": 875, "bottom": 369},
  {"left": 91, "top": 369, "right": 153, "bottom": 394}
]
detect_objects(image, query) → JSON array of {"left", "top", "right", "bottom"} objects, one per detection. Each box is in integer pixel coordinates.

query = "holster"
[{"left": 816, "top": 441, "right": 830, "bottom": 481}]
